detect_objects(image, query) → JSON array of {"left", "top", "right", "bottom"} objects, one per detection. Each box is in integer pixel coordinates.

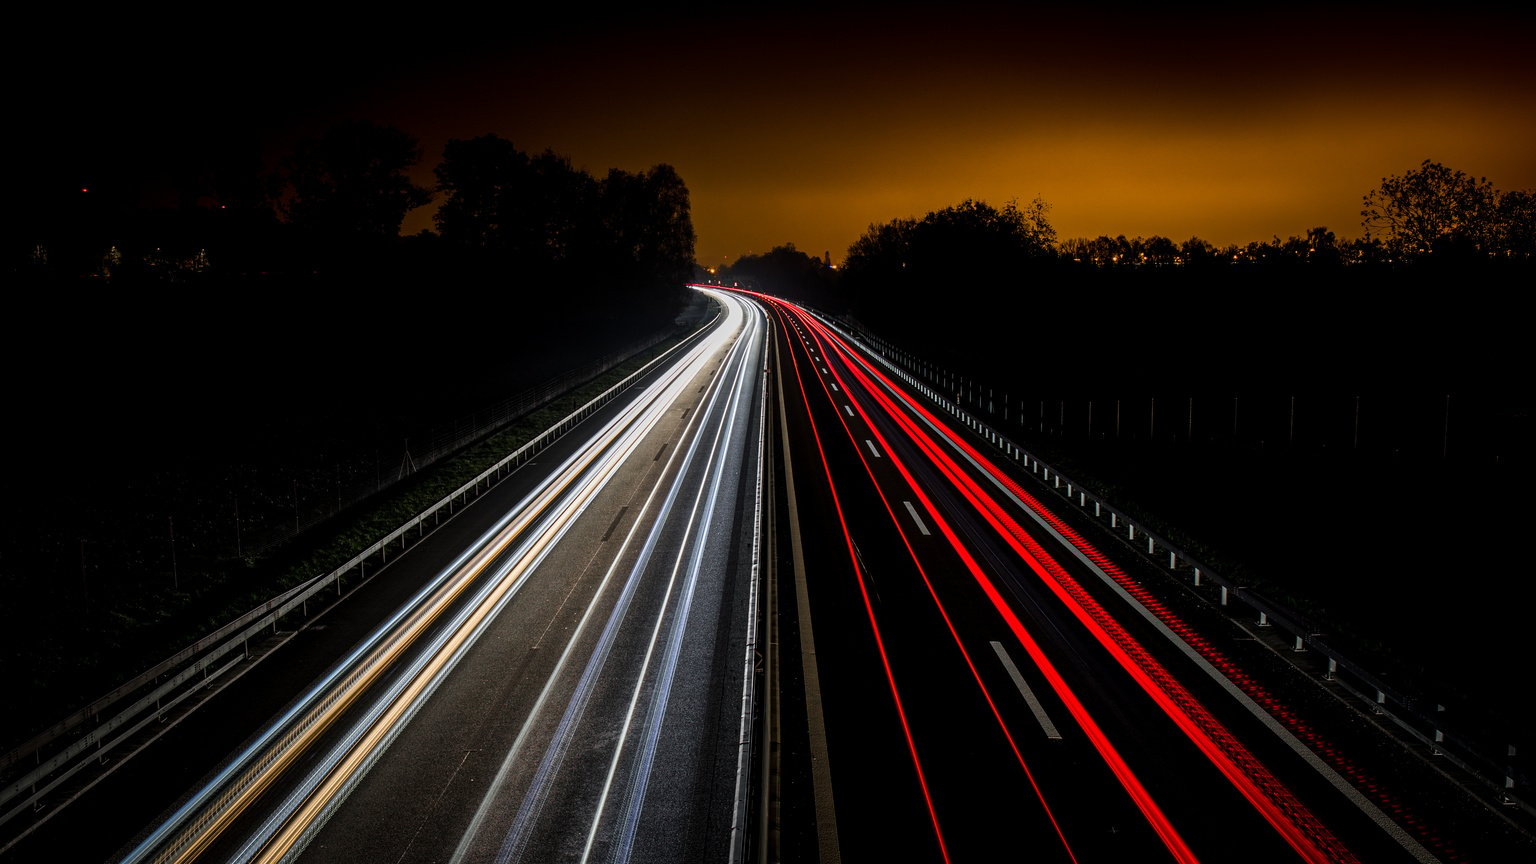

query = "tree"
[
  {"left": 432, "top": 137, "right": 604, "bottom": 275},
  {"left": 431, "top": 136, "right": 695, "bottom": 305},
  {"left": 598, "top": 163, "right": 696, "bottom": 299},
  {"left": 282, "top": 121, "right": 433, "bottom": 245},
  {"left": 845, "top": 197, "right": 1055, "bottom": 281},
  {"left": 433, "top": 134, "right": 530, "bottom": 251},
  {"left": 840, "top": 196, "right": 1057, "bottom": 322},
  {"left": 718, "top": 243, "right": 839, "bottom": 308},
  {"left": 1071, "top": 235, "right": 1130, "bottom": 267},
  {"left": 841, "top": 216, "right": 919, "bottom": 306},
  {"left": 1141, "top": 235, "right": 1178, "bottom": 266},
  {"left": 1360, "top": 160, "right": 1498, "bottom": 259},
  {"left": 1180, "top": 236, "right": 1219, "bottom": 267},
  {"left": 845, "top": 216, "right": 917, "bottom": 275},
  {"left": 1493, "top": 189, "right": 1536, "bottom": 260},
  {"left": 909, "top": 197, "right": 1055, "bottom": 271},
  {"left": 520, "top": 149, "right": 600, "bottom": 267}
]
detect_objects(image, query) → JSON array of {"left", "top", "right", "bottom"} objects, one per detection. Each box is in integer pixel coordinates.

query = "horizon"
[{"left": 17, "top": 4, "right": 1535, "bottom": 268}]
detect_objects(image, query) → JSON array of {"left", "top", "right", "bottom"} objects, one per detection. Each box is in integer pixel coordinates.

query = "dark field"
[
  {"left": 853, "top": 264, "right": 1534, "bottom": 749},
  {"left": 0, "top": 277, "right": 691, "bottom": 746}
]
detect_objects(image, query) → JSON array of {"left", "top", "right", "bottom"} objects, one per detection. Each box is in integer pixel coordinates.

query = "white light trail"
[{"left": 122, "top": 291, "right": 751, "bottom": 864}]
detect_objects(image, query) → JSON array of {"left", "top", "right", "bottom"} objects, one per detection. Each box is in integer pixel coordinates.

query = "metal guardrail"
[
  {"left": 0, "top": 311, "right": 721, "bottom": 834},
  {"left": 814, "top": 310, "right": 1531, "bottom": 821},
  {"left": 232, "top": 329, "right": 684, "bottom": 563}
]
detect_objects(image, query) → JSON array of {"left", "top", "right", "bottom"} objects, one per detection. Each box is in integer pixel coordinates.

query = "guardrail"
[
  {"left": 812, "top": 309, "right": 1531, "bottom": 822},
  {"left": 233, "top": 328, "right": 686, "bottom": 563},
  {"left": 0, "top": 309, "right": 721, "bottom": 836}
]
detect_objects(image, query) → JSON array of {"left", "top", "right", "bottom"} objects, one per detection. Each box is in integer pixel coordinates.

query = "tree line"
[
  {"left": 715, "top": 159, "right": 1534, "bottom": 309},
  {"left": 711, "top": 158, "right": 1530, "bottom": 472},
  {"left": 18, "top": 121, "right": 697, "bottom": 309}
]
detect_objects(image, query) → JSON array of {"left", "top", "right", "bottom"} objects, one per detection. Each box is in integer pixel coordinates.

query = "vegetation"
[
  {"left": 9, "top": 143, "right": 1532, "bottom": 749},
  {"left": 433, "top": 134, "right": 696, "bottom": 305},
  {"left": 710, "top": 242, "right": 841, "bottom": 310},
  {"left": 283, "top": 121, "right": 435, "bottom": 248},
  {"left": 16, "top": 123, "right": 697, "bottom": 312},
  {"left": 706, "top": 159, "right": 1533, "bottom": 746},
  {"left": 817, "top": 160, "right": 1534, "bottom": 744},
  {"left": 5, "top": 121, "right": 704, "bottom": 748},
  {"left": 1360, "top": 159, "right": 1533, "bottom": 260}
]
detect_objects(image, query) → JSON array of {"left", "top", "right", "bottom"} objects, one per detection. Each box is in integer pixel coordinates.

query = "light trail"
[
  {"left": 779, "top": 293, "right": 1360, "bottom": 864},
  {"left": 450, "top": 288, "right": 766, "bottom": 863},
  {"left": 827, "top": 329, "right": 1436, "bottom": 862},
  {"left": 120, "top": 290, "right": 754, "bottom": 864},
  {"left": 820, "top": 317, "right": 1353, "bottom": 863},
  {"left": 769, "top": 297, "right": 961, "bottom": 863},
  {"left": 588, "top": 301, "right": 763, "bottom": 864},
  {"left": 765, "top": 296, "right": 1089, "bottom": 864}
]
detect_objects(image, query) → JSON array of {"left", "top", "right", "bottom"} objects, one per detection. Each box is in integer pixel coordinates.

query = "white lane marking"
[
  {"left": 830, "top": 382, "right": 839, "bottom": 392},
  {"left": 957, "top": 454, "right": 1438, "bottom": 857},
  {"left": 991, "top": 641, "right": 1062, "bottom": 740},
  {"left": 843, "top": 405, "right": 854, "bottom": 417},
  {"left": 451, "top": 293, "right": 752, "bottom": 864},
  {"left": 902, "top": 501, "right": 931, "bottom": 536},
  {"left": 865, "top": 440, "right": 881, "bottom": 459}
]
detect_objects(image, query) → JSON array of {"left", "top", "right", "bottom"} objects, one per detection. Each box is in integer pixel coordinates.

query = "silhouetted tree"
[
  {"left": 1180, "top": 236, "right": 1219, "bottom": 267},
  {"left": 521, "top": 149, "right": 600, "bottom": 267},
  {"left": 844, "top": 216, "right": 918, "bottom": 282},
  {"left": 1343, "top": 235, "right": 1387, "bottom": 265},
  {"left": 433, "top": 134, "right": 530, "bottom": 251},
  {"left": 1057, "top": 236, "right": 1089, "bottom": 263},
  {"left": 1493, "top": 189, "right": 1536, "bottom": 260},
  {"left": 281, "top": 121, "right": 433, "bottom": 252},
  {"left": 844, "top": 197, "right": 1055, "bottom": 288},
  {"left": 1142, "top": 235, "right": 1178, "bottom": 266},
  {"left": 908, "top": 197, "right": 1055, "bottom": 272},
  {"left": 841, "top": 196, "right": 1057, "bottom": 330},
  {"left": 431, "top": 136, "right": 606, "bottom": 283},
  {"left": 599, "top": 163, "right": 696, "bottom": 300},
  {"left": 1360, "top": 160, "right": 1498, "bottom": 259},
  {"left": 1302, "top": 226, "right": 1342, "bottom": 267},
  {"left": 1267, "top": 228, "right": 1341, "bottom": 267},
  {"left": 1074, "top": 235, "right": 1126, "bottom": 267},
  {"left": 719, "top": 243, "right": 839, "bottom": 308},
  {"left": 431, "top": 135, "right": 693, "bottom": 306}
]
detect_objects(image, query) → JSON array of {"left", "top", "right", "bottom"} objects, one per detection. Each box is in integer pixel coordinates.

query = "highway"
[
  {"left": 749, "top": 288, "right": 1440, "bottom": 864},
  {"left": 2, "top": 284, "right": 1484, "bottom": 864},
  {"left": 167, "top": 287, "right": 764, "bottom": 864},
  {"left": 6, "top": 286, "right": 768, "bottom": 864}
]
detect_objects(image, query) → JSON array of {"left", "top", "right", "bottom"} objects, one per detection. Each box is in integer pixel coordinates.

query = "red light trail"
[{"left": 733, "top": 285, "right": 1372, "bottom": 863}]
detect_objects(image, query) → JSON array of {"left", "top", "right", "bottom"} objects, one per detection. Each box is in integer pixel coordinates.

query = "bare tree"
[{"left": 1360, "top": 160, "right": 1498, "bottom": 258}]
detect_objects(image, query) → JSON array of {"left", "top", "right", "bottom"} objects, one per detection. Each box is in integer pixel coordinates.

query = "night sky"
[{"left": 17, "top": 2, "right": 1536, "bottom": 266}]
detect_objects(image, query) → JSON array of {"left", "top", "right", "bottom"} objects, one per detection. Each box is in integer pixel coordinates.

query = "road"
[
  {"left": 5, "top": 286, "right": 768, "bottom": 864},
  {"left": 750, "top": 287, "right": 1441, "bottom": 864},
  {"left": 4, "top": 284, "right": 1497, "bottom": 864}
]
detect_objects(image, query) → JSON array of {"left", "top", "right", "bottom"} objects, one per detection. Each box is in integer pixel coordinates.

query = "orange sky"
[
  {"left": 26, "top": 4, "right": 1536, "bottom": 266},
  {"left": 390, "top": 5, "right": 1536, "bottom": 264}
]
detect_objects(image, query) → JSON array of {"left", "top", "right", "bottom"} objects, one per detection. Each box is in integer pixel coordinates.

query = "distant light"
[{"left": 81, "top": 187, "right": 89, "bottom": 193}]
